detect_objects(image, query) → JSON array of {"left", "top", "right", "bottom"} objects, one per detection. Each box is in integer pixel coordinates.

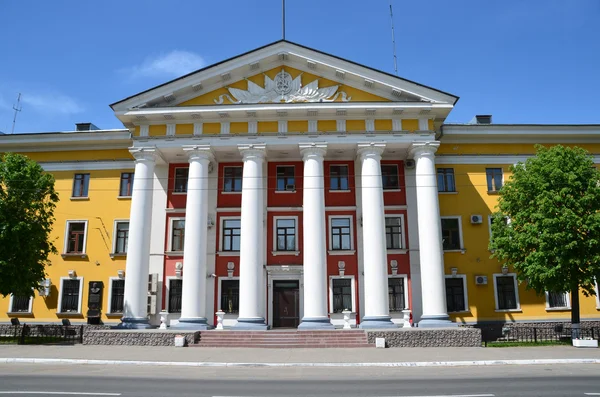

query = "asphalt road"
[{"left": 0, "top": 364, "right": 599, "bottom": 396}]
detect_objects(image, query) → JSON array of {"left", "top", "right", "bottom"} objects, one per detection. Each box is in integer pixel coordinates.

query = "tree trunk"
[{"left": 571, "top": 282, "right": 580, "bottom": 339}]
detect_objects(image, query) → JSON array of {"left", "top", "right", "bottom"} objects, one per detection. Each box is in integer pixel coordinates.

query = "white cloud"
[
  {"left": 124, "top": 50, "right": 207, "bottom": 78},
  {"left": 20, "top": 92, "right": 84, "bottom": 115}
]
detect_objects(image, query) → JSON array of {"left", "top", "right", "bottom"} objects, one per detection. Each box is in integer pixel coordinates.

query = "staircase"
[{"left": 193, "top": 330, "right": 373, "bottom": 348}]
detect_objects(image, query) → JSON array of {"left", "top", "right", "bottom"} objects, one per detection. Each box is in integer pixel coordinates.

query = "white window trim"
[
  {"left": 111, "top": 219, "right": 129, "bottom": 256},
  {"left": 388, "top": 274, "right": 409, "bottom": 312},
  {"left": 327, "top": 214, "right": 355, "bottom": 253},
  {"left": 217, "top": 276, "right": 240, "bottom": 314},
  {"left": 596, "top": 279, "right": 600, "bottom": 310},
  {"left": 165, "top": 276, "right": 182, "bottom": 315},
  {"left": 107, "top": 276, "right": 125, "bottom": 315},
  {"left": 272, "top": 216, "right": 300, "bottom": 256},
  {"left": 493, "top": 273, "right": 521, "bottom": 312},
  {"left": 275, "top": 165, "right": 296, "bottom": 192},
  {"left": 222, "top": 166, "right": 243, "bottom": 194},
  {"left": 57, "top": 276, "right": 84, "bottom": 314},
  {"left": 381, "top": 163, "right": 400, "bottom": 191},
  {"left": 328, "top": 164, "right": 350, "bottom": 192},
  {"left": 168, "top": 217, "right": 186, "bottom": 253},
  {"left": 328, "top": 275, "right": 356, "bottom": 314},
  {"left": 63, "top": 220, "right": 89, "bottom": 255},
  {"left": 440, "top": 216, "right": 464, "bottom": 252},
  {"left": 384, "top": 214, "right": 406, "bottom": 250},
  {"left": 545, "top": 291, "right": 571, "bottom": 311},
  {"left": 444, "top": 274, "right": 469, "bottom": 313},
  {"left": 219, "top": 216, "right": 241, "bottom": 253},
  {"left": 8, "top": 293, "right": 33, "bottom": 314},
  {"left": 173, "top": 167, "right": 189, "bottom": 195}
]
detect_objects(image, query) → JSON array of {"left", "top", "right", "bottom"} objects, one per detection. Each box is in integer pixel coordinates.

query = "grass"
[{"left": 485, "top": 340, "right": 572, "bottom": 347}]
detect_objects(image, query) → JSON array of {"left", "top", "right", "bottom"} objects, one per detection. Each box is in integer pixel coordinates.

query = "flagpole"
[{"left": 282, "top": 0, "right": 286, "bottom": 40}]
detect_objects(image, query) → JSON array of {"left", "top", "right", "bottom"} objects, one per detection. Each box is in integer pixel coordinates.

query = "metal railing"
[
  {"left": 481, "top": 325, "right": 600, "bottom": 346},
  {"left": 0, "top": 324, "right": 83, "bottom": 345}
]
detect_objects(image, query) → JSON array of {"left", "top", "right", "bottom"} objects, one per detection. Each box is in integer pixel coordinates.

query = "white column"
[
  {"left": 298, "top": 143, "right": 333, "bottom": 329},
  {"left": 409, "top": 142, "right": 454, "bottom": 327},
  {"left": 358, "top": 143, "right": 396, "bottom": 328},
  {"left": 172, "top": 145, "right": 213, "bottom": 330},
  {"left": 120, "top": 148, "right": 157, "bottom": 329},
  {"left": 233, "top": 144, "right": 268, "bottom": 329}
]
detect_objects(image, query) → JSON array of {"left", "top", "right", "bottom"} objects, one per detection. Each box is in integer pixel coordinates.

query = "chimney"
[
  {"left": 469, "top": 115, "right": 492, "bottom": 125},
  {"left": 75, "top": 123, "right": 100, "bottom": 131}
]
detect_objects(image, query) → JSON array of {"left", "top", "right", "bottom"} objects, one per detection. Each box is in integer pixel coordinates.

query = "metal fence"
[
  {"left": 0, "top": 324, "right": 83, "bottom": 345},
  {"left": 480, "top": 325, "right": 600, "bottom": 346}
]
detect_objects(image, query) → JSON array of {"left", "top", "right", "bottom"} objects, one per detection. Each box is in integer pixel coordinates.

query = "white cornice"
[
  {"left": 0, "top": 130, "right": 131, "bottom": 151},
  {"left": 441, "top": 125, "right": 600, "bottom": 143},
  {"left": 436, "top": 154, "right": 600, "bottom": 165},
  {"left": 41, "top": 160, "right": 135, "bottom": 171}
]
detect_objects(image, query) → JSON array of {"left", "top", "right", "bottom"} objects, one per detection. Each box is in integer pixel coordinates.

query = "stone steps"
[{"left": 194, "top": 330, "right": 372, "bottom": 348}]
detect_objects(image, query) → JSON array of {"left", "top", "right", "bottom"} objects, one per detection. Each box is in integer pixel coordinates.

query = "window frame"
[
  {"left": 71, "top": 173, "right": 90, "bottom": 198},
  {"left": 173, "top": 167, "right": 189, "bottom": 194},
  {"left": 486, "top": 168, "right": 504, "bottom": 193},
  {"left": 444, "top": 274, "right": 469, "bottom": 313},
  {"left": 223, "top": 166, "right": 243, "bottom": 193},
  {"left": 327, "top": 215, "right": 354, "bottom": 253},
  {"left": 437, "top": 167, "right": 456, "bottom": 193},
  {"left": 57, "top": 276, "right": 84, "bottom": 314},
  {"left": 440, "top": 216, "right": 464, "bottom": 252},
  {"left": 381, "top": 164, "right": 400, "bottom": 191},
  {"left": 63, "top": 220, "right": 88, "bottom": 255},
  {"left": 328, "top": 275, "right": 356, "bottom": 314},
  {"left": 165, "top": 276, "right": 183, "bottom": 314},
  {"left": 112, "top": 219, "right": 130, "bottom": 255},
  {"left": 8, "top": 294, "right": 33, "bottom": 314},
  {"left": 218, "top": 277, "right": 240, "bottom": 314},
  {"left": 545, "top": 291, "right": 571, "bottom": 311},
  {"left": 107, "top": 277, "right": 125, "bottom": 315},
  {"left": 493, "top": 273, "right": 521, "bottom": 312},
  {"left": 168, "top": 217, "right": 186, "bottom": 253},
  {"left": 272, "top": 216, "right": 299, "bottom": 254},
  {"left": 329, "top": 164, "right": 350, "bottom": 192},
  {"left": 384, "top": 215, "right": 406, "bottom": 251},
  {"left": 219, "top": 216, "right": 241, "bottom": 253},
  {"left": 388, "top": 274, "right": 409, "bottom": 312},
  {"left": 119, "top": 172, "right": 134, "bottom": 197},
  {"left": 275, "top": 165, "right": 296, "bottom": 192}
]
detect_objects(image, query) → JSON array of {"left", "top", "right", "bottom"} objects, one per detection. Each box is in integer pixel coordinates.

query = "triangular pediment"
[{"left": 111, "top": 40, "right": 458, "bottom": 113}]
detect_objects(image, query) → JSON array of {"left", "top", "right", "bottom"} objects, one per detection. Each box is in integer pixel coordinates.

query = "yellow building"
[{"left": 0, "top": 41, "right": 598, "bottom": 329}]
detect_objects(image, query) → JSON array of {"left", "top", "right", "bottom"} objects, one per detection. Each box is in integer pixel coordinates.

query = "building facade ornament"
[{"left": 214, "top": 69, "right": 351, "bottom": 104}]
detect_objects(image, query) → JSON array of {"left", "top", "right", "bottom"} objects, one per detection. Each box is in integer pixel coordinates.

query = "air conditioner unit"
[
  {"left": 405, "top": 159, "right": 415, "bottom": 169},
  {"left": 470, "top": 215, "right": 483, "bottom": 224},
  {"left": 475, "top": 275, "right": 488, "bottom": 285},
  {"left": 285, "top": 184, "right": 295, "bottom": 191},
  {"left": 148, "top": 273, "right": 158, "bottom": 294},
  {"left": 147, "top": 294, "right": 157, "bottom": 315}
]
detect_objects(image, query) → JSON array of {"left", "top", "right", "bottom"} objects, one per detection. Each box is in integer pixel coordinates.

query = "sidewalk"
[{"left": 0, "top": 345, "right": 599, "bottom": 367}]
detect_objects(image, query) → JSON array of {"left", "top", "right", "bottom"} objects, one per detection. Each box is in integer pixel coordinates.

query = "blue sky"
[{"left": 0, "top": 0, "right": 598, "bottom": 133}]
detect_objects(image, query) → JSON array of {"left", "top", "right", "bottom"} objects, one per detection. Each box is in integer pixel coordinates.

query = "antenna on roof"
[
  {"left": 11, "top": 93, "right": 22, "bottom": 134},
  {"left": 389, "top": 1, "right": 398, "bottom": 76},
  {"left": 282, "top": 0, "right": 286, "bottom": 40}
]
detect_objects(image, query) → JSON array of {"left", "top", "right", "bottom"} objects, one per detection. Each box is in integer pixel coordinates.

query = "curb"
[{"left": 0, "top": 358, "right": 599, "bottom": 367}]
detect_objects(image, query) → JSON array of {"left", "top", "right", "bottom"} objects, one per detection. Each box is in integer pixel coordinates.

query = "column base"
[
  {"left": 171, "top": 317, "right": 214, "bottom": 330},
  {"left": 113, "top": 317, "right": 154, "bottom": 329},
  {"left": 418, "top": 314, "right": 457, "bottom": 328},
  {"left": 298, "top": 317, "right": 334, "bottom": 330},
  {"left": 232, "top": 317, "right": 268, "bottom": 330},
  {"left": 359, "top": 316, "right": 397, "bottom": 329}
]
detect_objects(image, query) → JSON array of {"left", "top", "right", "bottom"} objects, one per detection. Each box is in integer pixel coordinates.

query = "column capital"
[
  {"left": 299, "top": 143, "right": 327, "bottom": 160},
  {"left": 238, "top": 144, "right": 266, "bottom": 160},
  {"left": 357, "top": 142, "right": 386, "bottom": 160},
  {"left": 183, "top": 145, "right": 214, "bottom": 162},
  {"left": 129, "top": 147, "right": 158, "bottom": 163},
  {"left": 409, "top": 142, "right": 440, "bottom": 158}
]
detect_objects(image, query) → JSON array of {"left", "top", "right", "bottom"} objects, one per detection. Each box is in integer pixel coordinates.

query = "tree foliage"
[
  {"left": 490, "top": 145, "right": 600, "bottom": 324},
  {"left": 0, "top": 153, "right": 58, "bottom": 297}
]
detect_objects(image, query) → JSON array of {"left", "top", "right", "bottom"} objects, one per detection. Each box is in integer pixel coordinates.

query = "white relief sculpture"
[{"left": 214, "top": 69, "right": 351, "bottom": 104}]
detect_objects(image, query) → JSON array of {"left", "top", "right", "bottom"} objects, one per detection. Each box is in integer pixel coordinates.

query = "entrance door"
[{"left": 273, "top": 280, "right": 300, "bottom": 328}]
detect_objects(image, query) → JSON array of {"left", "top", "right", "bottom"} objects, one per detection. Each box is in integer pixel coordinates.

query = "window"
[
  {"left": 114, "top": 221, "right": 129, "bottom": 254},
  {"left": 381, "top": 164, "right": 399, "bottom": 190},
  {"left": 223, "top": 166, "right": 243, "bottom": 192},
  {"left": 546, "top": 291, "right": 570, "bottom": 309},
  {"left": 488, "top": 215, "right": 509, "bottom": 243},
  {"left": 276, "top": 218, "right": 296, "bottom": 251},
  {"left": 60, "top": 279, "right": 81, "bottom": 313},
  {"left": 119, "top": 173, "right": 134, "bottom": 197},
  {"left": 276, "top": 166, "right": 295, "bottom": 191},
  {"left": 388, "top": 277, "right": 406, "bottom": 311},
  {"left": 10, "top": 295, "right": 31, "bottom": 313},
  {"left": 72, "top": 173, "right": 90, "bottom": 197},
  {"left": 486, "top": 168, "right": 503, "bottom": 192},
  {"left": 168, "top": 279, "right": 182, "bottom": 313},
  {"left": 174, "top": 168, "right": 189, "bottom": 193},
  {"left": 331, "top": 278, "right": 352, "bottom": 313},
  {"left": 330, "top": 165, "right": 349, "bottom": 191},
  {"left": 441, "top": 217, "right": 462, "bottom": 251},
  {"left": 437, "top": 168, "right": 456, "bottom": 192},
  {"left": 65, "top": 221, "right": 87, "bottom": 254},
  {"left": 331, "top": 218, "right": 351, "bottom": 250},
  {"left": 220, "top": 279, "right": 239, "bottom": 313},
  {"left": 385, "top": 217, "right": 403, "bottom": 249},
  {"left": 222, "top": 219, "right": 241, "bottom": 251},
  {"left": 494, "top": 274, "right": 519, "bottom": 311},
  {"left": 171, "top": 219, "right": 185, "bottom": 252},
  {"left": 445, "top": 277, "right": 467, "bottom": 312},
  {"left": 109, "top": 279, "right": 125, "bottom": 313}
]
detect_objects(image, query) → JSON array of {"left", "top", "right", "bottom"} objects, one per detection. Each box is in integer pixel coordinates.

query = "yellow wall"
[{"left": 175, "top": 124, "right": 193, "bottom": 135}]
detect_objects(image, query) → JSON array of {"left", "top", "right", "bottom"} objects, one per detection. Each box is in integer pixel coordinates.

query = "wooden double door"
[{"left": 272, "top": 280, "right": 300, "bottom": 328}]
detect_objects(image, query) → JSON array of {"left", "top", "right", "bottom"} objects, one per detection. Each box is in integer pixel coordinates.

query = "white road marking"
[
  {"left": 584, "top": 394, "right": 600, "bottom": 396},
  {"left": 373, "top": 395, "right": 495, "bottom": 397},
  {"left": 0, "top": 392, "right": 121, "bottom": 396}
]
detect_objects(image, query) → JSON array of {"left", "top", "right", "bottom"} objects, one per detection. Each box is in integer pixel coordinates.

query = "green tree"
[
  {"left": 0, "top": 153, "right": 58, "bottom": 297},
  {"left": 490, "top": 145, "right": 600, "bottom": 331}
]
